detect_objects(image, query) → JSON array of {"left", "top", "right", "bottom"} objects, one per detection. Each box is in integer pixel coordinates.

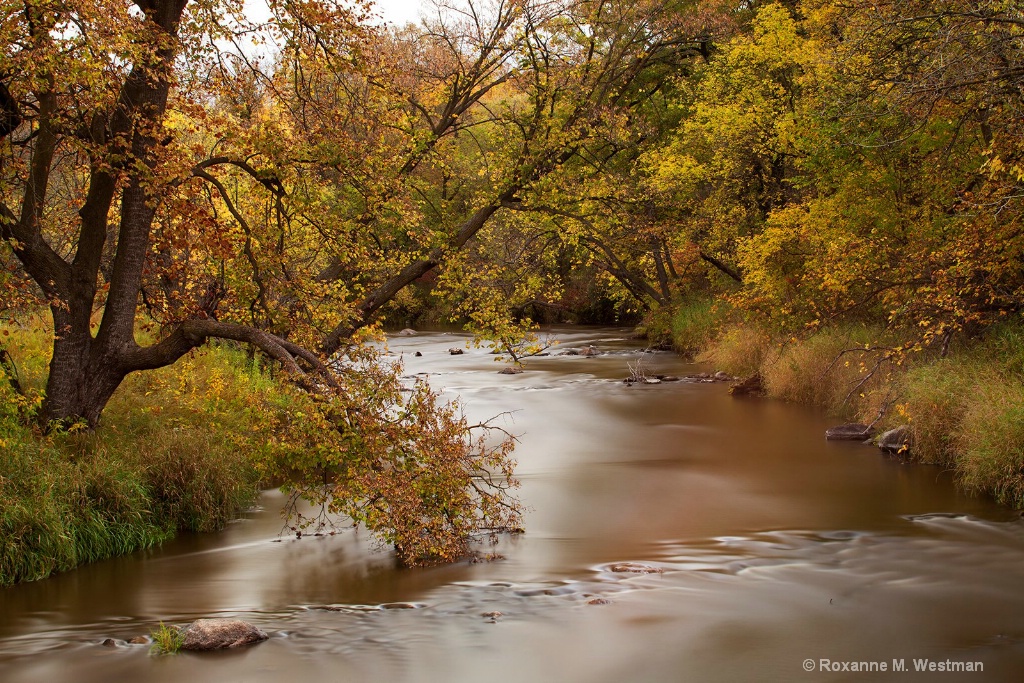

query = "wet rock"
[
  {"left": 101, "top": 638, "right": 121, "bottom": 647},
  {"left": 481, "top": 611, "right": 503, "bottom": 619},
  {"left": 414, "top": 351, "right": 422, "bottom": 357},
  {"left": 560, "top": 350, "right": 580, "bottom": 356},
  {"left": 608, "top": 562, "right": 663, "bottom": 574},
  {"left": 448, "top": 348, "right": 464, "bottom": 355},
  {"left": 658, "top": 375, "right": 682, "bottom": 382},
  {"left": 581, "top": 346, "right": 599, "bottom": 357},
  {"left": 498, "top": 367, "right": 523, "bottom": 375},
  {"left": 713, "top": 371, "right": 732, "bottom": 381},
  {"left": 643, "top": 378, "right": 662, "bottom": 384},
  {"left": 586, "top": 597, "right": 611, "bottom": 606},
  {"left": 128, "top": 636, "right": 150, "bottom": 645},
  {"left": 877, "top": 425, "right": 913, "bottom": 455},
  {"left": 825, "top": 423, "right": 875, "bottom": 441},
  {"left": 729, "top": 373, "right": 764, "bottom": 396},
  {"left": 398, "top": 328, "right": 417, "bottom": 336},
  {"left": 180, "top": 619, "right": 269, "bottom": 651}
]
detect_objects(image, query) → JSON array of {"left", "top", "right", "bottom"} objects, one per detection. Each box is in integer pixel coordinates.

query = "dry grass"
[
  {"left": 698, "top": 324, "right": 774, "bottom": 377},
  {"left": 759, "top": 325, "right": 896, "bottom": 417}
]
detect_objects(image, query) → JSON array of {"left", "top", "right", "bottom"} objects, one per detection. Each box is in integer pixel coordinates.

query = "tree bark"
[{"left": 0, "top": 0, "right": 193, "bottom": 427}]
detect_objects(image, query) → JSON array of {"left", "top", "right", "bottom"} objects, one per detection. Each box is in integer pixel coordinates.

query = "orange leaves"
[{"left": 259, "top": 350, "right": 522, "bottom": 566}]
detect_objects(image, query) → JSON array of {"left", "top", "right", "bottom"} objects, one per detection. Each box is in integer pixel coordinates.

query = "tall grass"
[
  {"left": 895, "top": 324, "right": 1024, "bottom": 507},
  {"left": 0, "top": 320, "right": 281, "bottom": 585},
  {"left": 697, "top": 325, "right": 774, "bottom": 378},
  {"left": 670, "top": 298, "right": 725, "bottom": 357},
  {"left": 759, "top": 325, "right": 896, "bottom": 418},
  {"left": 957, "top": 379, "right": 1024, "bottom": 508}
]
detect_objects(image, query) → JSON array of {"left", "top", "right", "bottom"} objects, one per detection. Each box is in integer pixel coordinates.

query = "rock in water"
[
  {"left": 877, "top": 425, "right": 913, "bottom": 454},
  {"left": 180, "top": 619, "right": 268, "bottom": 651},
  {"left": 398, "top": 328, "right": 417, "bottom": 336},
  {"left": 498, "top": 367, "right": 523, "bottom": 374},
  {"left": 825, "top": 423, "right": 875, "bottom": 441},
  {"left": 448, "top": 347, "right": 464, "bottom": 355},
  {"left": 729, "top": 373, "right": 764, "bottom": 396}
]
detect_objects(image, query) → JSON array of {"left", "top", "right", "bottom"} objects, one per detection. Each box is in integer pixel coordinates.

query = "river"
[{"left": 2, "top": 328, "right": 1023, "bottom": 681}]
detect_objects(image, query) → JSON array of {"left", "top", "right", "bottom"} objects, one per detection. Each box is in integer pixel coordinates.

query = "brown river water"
[{"left": 3, "top": 328, "right": 1024, "bottom": 682}]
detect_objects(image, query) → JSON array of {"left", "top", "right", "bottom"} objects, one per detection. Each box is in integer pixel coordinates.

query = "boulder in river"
[
  {"left": 498, "top": 367, "right": 523, "bottom": 375},
  {"left": 713, "top": 371, "right": 733, "bottom": 381},
  {"left": 580, "top": 345, "right": 599, "bottom": 357},
  {"left": 398, "top": 328, "right": 417, "bottom": 336},
  {"left": 877, "top": 425, "right": 913, "bottom": 455},
  {"left": 180, "top": 619, "right": 268, "bottom": 651},
  {"left": 448, "top": 347, "right": 464, "bottom": 355},
  {"left": 825, "top": 423, "right": 875, "bottom": 441}
]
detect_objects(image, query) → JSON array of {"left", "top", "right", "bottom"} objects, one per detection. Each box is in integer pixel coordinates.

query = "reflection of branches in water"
[{"left": 280, "top": 487, "right": 340, "bottom": 538}]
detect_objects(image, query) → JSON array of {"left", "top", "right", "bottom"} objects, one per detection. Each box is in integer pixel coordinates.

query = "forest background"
[{"left": 1, "top": 0, "right": 1022, "bottom": 584}]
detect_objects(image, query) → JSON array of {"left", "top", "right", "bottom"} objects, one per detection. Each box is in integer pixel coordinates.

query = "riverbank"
[
  {"left": 641, "top": 299, "right": 1024, "bottom": 510},
  {"left": 0, "top": 322, "right": 278, "bottom": 586}
]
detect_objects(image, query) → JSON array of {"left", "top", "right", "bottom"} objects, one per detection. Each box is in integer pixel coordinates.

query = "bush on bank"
[
  {"left": 0, "top": 322, "right": 275, "bottom": 586},
  {"left": 647, "top": 300, "right": 1024, "bottom": 510}
]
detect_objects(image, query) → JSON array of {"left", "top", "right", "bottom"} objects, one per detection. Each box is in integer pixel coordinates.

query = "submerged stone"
[{"left": 825, "top": 423, "right": 875, "bottom": 441}]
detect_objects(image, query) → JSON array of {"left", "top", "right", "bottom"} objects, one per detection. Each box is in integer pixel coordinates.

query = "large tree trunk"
[
  {"left": 5, "top": 0, "right": 192, "bottom": 428},
  {"left": 44, "top": 337, "right": 127, "bottom": 428}
]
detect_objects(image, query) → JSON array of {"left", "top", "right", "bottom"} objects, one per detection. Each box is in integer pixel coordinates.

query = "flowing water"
[{"left": 3, "top": 328, "right": 1024, "bottom": 681}]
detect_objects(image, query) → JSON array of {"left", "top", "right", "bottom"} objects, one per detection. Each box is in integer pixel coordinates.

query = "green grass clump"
[
  {"left": 670, "top": 297, "right": 724, "bottom": 358},
  {"left": 956, "top": 378, "right": 1024, "bottom": 508},
  {"left": 149, "top": 622, "right": 184, "bottom": 655}
]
